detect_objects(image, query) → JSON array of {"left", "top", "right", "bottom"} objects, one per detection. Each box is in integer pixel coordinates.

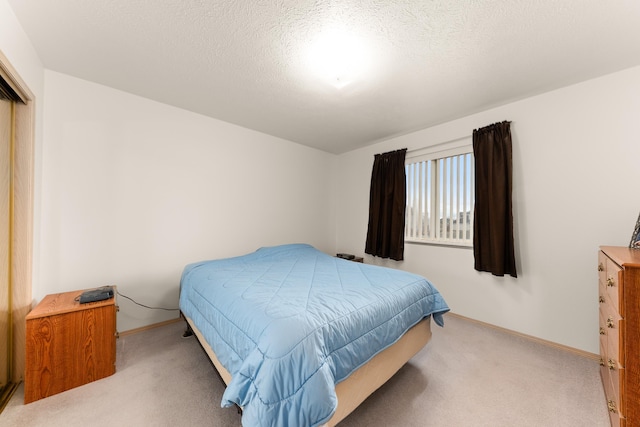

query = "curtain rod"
[{"left": 406, "top": 134, "right": 471, "bottom": 155}]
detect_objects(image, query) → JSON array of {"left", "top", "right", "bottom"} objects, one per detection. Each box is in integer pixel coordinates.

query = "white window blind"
[{"left": 405, "top": 140, "right": 474, "bottom": 247}]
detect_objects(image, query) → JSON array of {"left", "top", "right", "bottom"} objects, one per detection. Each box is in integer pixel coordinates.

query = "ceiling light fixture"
[{"left": 307, "top": 28, "right": 371, "bottom": 89}]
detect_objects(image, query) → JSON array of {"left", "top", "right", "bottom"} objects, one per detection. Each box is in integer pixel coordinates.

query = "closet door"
[
  {"left": 0, "top": 53, "right": 35, "bottom": 410},
  {"left": 0, "top": 98, "right": 10, "bottom": 391}
]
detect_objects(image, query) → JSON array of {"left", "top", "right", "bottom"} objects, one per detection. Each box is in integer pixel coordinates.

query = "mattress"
[{"left": 179, "top": 243, "right": 449, "bottom": 427}]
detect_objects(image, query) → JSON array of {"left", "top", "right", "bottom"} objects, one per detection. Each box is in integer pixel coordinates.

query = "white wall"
[
  {"left": 335, "top": 66, "right": 640, "bottom": 354},
  {"left": 0, "top": 1, "right": 43, "bottom": 93},
  {"left": 4, "top": 0, "right": 640, "bottom": 351},
  {"left": 40, "top": 71, "right": 337, "bottom": 332}
]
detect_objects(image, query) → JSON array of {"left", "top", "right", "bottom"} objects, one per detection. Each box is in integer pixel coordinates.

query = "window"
[{"left": 405, "top": 139, "right": 474, "bottom": 247}]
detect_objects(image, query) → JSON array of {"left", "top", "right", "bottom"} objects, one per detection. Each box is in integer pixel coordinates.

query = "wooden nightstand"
[{"left": 24, "top": 288, "right": 118, "bottom": 403}]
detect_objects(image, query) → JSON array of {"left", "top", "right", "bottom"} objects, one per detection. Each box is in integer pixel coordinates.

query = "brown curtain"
[
  {"left": 473, "top": 121, "right": 517, "bottom": 277},
  {"left": 365, "top": 148, "right": 407, "bottom": 261}
]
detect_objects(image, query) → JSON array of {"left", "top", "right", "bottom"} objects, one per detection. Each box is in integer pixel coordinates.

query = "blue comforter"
[{"left": 179, "top": 244, "right": 449, "bottom": 426}]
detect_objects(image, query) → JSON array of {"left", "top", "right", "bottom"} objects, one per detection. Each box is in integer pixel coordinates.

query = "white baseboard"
[{"left": 448, "top": 312, "right": 599, "bottom": 361}]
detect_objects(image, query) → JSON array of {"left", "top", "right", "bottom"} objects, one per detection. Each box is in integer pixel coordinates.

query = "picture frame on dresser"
[{"left": 630, "top": 211, "right": 640, "bottom": 249}]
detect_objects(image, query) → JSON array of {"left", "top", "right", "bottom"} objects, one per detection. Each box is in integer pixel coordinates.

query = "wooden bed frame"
[{"left": 182, "top": 314, "right": 433, "bottom": 426}]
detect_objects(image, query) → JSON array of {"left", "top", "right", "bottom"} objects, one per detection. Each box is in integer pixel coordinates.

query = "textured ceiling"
[{"left": 8, "top": 0, "right": 640, "bottom": 154}]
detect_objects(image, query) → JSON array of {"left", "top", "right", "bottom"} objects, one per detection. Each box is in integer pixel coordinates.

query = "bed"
[{"left": 179, "top": 243, "right": 449, "bottom": 426}]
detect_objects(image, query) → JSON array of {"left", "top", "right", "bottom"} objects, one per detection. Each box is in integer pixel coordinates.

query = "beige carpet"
[{"left": 0, "top": 314, "right": 609, "bottom": 426}]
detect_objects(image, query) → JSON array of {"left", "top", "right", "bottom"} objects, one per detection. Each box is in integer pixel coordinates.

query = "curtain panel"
[
  {"left": 473, "top": 121, "right": 517, "bottom": 277},
  {"left": 365, "top": 148, "right": 407, "bottom": 261}
]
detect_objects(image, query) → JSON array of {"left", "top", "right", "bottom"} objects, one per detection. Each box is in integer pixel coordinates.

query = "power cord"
[{"left": 116, "top": 290, "right": 180, "bottom": 311}]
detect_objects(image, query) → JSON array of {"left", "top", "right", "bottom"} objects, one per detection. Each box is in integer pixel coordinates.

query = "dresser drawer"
[
  {"left": 599, "top": 251, "right": 608, "bottom": 290},
  {"left": 602, "top": 369, "right": 625, "bottom": 427},
  {"left": 600, "top": 323, "right": 626, "bottom": 427},
  {"left": 600, "top": 309, "right": 608, "bottom": 355},
  {"left": 612, "top": 316, "right": 625, "bottom": 368},
  {"left": 605, "top": 349, "right": 625, "bottom": 414},
  {"left": 600, "top": 339, "right": 611, "bottom": 391},
  {"left": 605, "top": 257, "right": 623, "bottom": 316},
  {"left": 600, "top": 274, "right": 609, "bottom": 306},
  {"left": 615, "top": 366, "right": 625, "bottom": 417},
  {"left": 601, "top": 303, "right": 625, "bottom": 367}
]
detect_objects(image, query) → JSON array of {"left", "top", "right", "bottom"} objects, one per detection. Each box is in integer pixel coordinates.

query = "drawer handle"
[
  {"left": 606, "top": 277, "right": 615, "bottom": 287},
  {"left": 608, "top": 400, "right": 617, "bottom": 413},
  {"left": 598, "top": 263, "right": 604, "bottom": 272},
  {"left": 607, "top": 317, "right": 615, "bottom": 328},
  {"left": 600, "top": 327, "right": 606, "bottom": 335},
  {"left": 608, "top": 359, "right": 616, "bottom": 370},
  {"left": 599, "top": 295, "right": 605, "bottom": 303},
  {"left": 599, "top": 358, "right": 605, "bottom": 366}
]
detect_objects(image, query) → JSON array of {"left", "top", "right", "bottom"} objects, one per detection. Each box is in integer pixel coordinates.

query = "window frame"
[{"left": 404, "top": 138, "right": 475, "bottom": 248}]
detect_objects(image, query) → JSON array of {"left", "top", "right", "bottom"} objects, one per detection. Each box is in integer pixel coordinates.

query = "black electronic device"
[
  {"left": 79, "top": 286, "right": 114, "bottom": 304},
  {"left": 336, "top": 253, "right": 355, "bottom": 260}
]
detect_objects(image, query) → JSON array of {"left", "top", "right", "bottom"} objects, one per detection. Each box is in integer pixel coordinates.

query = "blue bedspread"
[{"left": 179, "top": 244, "right": 449, "bottom": 427}]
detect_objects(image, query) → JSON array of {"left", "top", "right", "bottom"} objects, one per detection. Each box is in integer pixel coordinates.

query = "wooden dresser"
[
  {"left": 598, "top": 246, "right": 640, "bottom": 427},
  {"left": 24, "top": 288, "right": 117, "bottom": 403}
]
